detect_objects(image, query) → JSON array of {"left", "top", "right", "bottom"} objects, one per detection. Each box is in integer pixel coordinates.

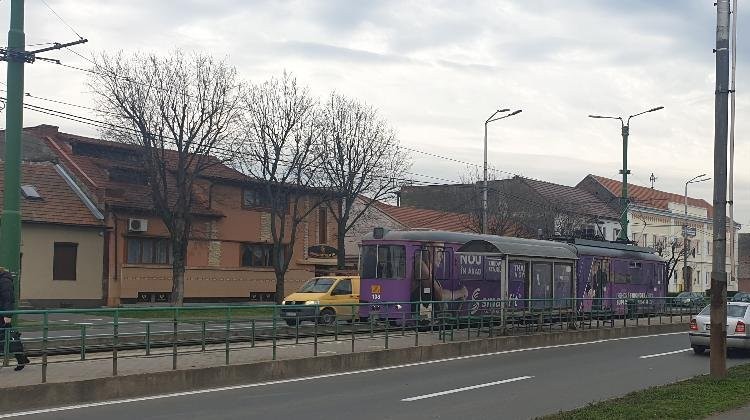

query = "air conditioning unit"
[{"left": 128, "top": 218, "right": 148, "bottom": 232}]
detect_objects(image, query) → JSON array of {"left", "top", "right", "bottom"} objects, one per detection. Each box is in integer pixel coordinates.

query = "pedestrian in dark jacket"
[{"left": 0, "top": 267, "right": 29, "bottom": 371}]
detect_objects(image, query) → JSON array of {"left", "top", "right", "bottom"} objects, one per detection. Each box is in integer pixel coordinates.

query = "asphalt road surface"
[{"left": 2, "top": 331, "right": 747, "bottom": 420}]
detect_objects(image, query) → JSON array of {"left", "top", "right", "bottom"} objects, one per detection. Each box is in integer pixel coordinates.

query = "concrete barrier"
[{"left": 0, "top": 322, "right": 686, "bottom": 413}]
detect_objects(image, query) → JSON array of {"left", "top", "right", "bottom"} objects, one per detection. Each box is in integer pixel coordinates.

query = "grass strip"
[
  {"left": 540, "top": 362, "right": 750, "bottom": 420},
  {"left": 81, "top": 307, "right": 277, "bottom": 320}
]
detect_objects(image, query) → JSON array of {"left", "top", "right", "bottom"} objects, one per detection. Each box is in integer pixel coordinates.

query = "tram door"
[
  {"left": 591, "top": 259, "right": 609, "bottom": 310},
  {"left": 413, "top": 246, "right": 452, "bottom": 320}
]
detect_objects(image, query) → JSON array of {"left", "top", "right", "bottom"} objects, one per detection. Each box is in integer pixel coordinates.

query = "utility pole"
[
  {"left": 710, "top": 0, "right": 730, "bottom": 379},
  {"left": 0, "top": 0, "right": 87, "bottom": 310},
  {"left": 588, "top": 106, "right": 663, "bottom": 241},
  {"left": 0, "top": 0, "right": 26, "bottom": 309}
]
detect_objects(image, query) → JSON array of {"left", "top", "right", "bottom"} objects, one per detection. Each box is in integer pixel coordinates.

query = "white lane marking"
[
  {"left": 402, "top": 376, "right": 533, "bottom": 402},
  {"left": 0, "top": 331, "right": 683, "bottom": 418},
  {"left": 639, "top": 348, "right": 692, "bottom": 359},
  {"left": 87, "top": 318, "right": 103, "bottom": 321}
]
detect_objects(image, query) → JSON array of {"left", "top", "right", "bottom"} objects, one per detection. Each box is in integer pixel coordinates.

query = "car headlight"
[
  {"left": 305, "top": 300, "right": 319, "bottom": 305},
  {"left": 282, "top": 300, "right": 287, "bottom": 305}
]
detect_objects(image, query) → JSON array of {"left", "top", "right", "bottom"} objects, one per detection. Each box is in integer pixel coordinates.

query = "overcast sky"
[{"left": 1, "top": 0, "right": 748, "bottom": 232}]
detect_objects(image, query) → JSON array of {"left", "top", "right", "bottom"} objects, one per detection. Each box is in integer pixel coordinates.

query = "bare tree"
[
  {"left": 91, "top": 50, "right": 243, "bottom": 305},
  {"left": 239, "top": 73, "right": 325, "bottom": 304},
  {"left": 457, "top": 169, "right": 541, "bottom": 237},
  {"left": 320, "top": 93, "right": 410, "bottom": 268},
  {"left": 655, "top": 237, "right": 685, "bottom": 287}
]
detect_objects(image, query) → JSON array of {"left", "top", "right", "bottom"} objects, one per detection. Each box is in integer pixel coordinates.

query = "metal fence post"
[
  {"left": 351, "top": 305, "right": 355, "bottom": 353},
  {"left": 172, "top": 307, "right": 179, "bottom": 370},
  {"left": 145, "top": 321, "right": 151, "bottom": 356},
  {"left": 272, "top": 306, "right": 278, "bottom": 361},
  {"left": 112, "top": 310, "right": 118, "bottom": 377},
  {"left": 80, "top": 324, "right": 87, "bottom": 361},
  {"left": 313, "top": 309, "right": 318, "bottom": 357},
  {"left": 201, "top": 320, "right": 206, "bottom": 352},
  {"left": 41, "top": 312, "right": 48, "bottom": 383},
  {"left": 226, "top": 307, "right": 232, "bottom": 365},
  {"left": 2, "top": 327, "right": 9, "bottom": 367}
]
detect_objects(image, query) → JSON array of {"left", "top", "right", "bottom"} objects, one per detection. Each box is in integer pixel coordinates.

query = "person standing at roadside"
[{"left": 0, "top": 267, "right": 29, "bottom": 371}]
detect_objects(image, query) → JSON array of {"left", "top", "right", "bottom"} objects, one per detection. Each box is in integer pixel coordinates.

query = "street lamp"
[
  {"left": 483, "top": 108, "right": 522, "bottom": 234},
  {"left": 588, "top": 106, "right": 664, "bottom": 241},
  {"left": 683, "top": 174, "right": 711, "bottom": 292}
]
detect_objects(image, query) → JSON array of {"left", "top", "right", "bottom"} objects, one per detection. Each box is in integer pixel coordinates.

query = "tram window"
[
  {"left": 377, "top": 245, "right": 406, "bottom": 279},
  {"left": 361, "top": 246, "right": 377, "bottom": 278},
  {"left": 361, "top": 245, "right": 405, "bottom": 279},
  {"left": 415, "top": 249, "right": 431, "bottom": 280},
  {"left": 629, "top": 261, "right": 643, "bottom": 284},
  {"left": 613, "top": 260, "right": 630, "bottom": 284},
  {"left": 531, "top": 263, "right": 552, "bottom": 308},
  {"left": 553, "top": 263, "right": 573, "bottom": 307}
]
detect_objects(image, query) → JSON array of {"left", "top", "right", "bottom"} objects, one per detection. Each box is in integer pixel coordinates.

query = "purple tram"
[{"left": 358, "top": 229, "right": 666, "bottom": 323}]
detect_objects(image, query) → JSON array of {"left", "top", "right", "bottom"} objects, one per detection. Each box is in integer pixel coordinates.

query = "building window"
[
  {"left": 127, "top": 238, "right": 171, "bottom": 264},
  {"left": 241, "top": 243, "right": 287, "bottom": 267},
  {"left": 319, "top": 207, "right": 327, "bottom": 244},
  {"left": 614, "top": 228, "right": 621, "bottom": 239},
  {"left": 242, "top": 189, "right": 271, "bottom": 209},
  {"left": 707, "top": 241, "right": 711, "bottom": 255},
  {"left": 53, "top": 242, "right": 78, "bottom": 280}
]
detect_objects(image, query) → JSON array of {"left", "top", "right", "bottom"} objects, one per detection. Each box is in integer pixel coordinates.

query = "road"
[{"left": 2, "top": 331, "right": 746, "bottom": 420}]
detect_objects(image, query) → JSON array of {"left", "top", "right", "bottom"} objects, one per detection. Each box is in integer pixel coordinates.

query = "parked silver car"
[{"left": 689, "top": 302, "right": 750, "bottom": 354}]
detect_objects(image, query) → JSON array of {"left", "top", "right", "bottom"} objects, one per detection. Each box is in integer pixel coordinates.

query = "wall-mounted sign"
[{"left": 308, "top": 244, "right": 338, "bottom": 259}]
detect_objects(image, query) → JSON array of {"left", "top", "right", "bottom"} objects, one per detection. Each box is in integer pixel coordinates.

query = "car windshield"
[
  {"left": 732, "top": 293, "right": 750, "bottom": 301},
  {"left": 699, "top": 304, "right": 748, "bottom": 318},
  {"left": 676, "top": 292, "right": 692, "bottom": 298},
  {"left": 299, "top": 278, "right": 335, "bottom": 293}
]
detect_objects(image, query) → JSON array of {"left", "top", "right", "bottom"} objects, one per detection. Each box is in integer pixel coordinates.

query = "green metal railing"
[{"left": 0, "top": 297, "right": 702, "bottom": 383}]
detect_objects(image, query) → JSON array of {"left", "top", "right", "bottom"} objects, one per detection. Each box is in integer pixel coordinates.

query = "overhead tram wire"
[
  {"left": 39, "top": 0, "right": 85, "bottom": 40},
  {"left": 0, "top": 96, "right": 454, "bottom": 188}
]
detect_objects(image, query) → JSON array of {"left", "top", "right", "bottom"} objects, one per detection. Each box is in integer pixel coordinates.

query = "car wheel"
[
  {"left": 319, "top": 308, "right": 336, "bottom": 325},
  {"left": 692, "top": 345, "right": 707, "bottom": 355}
]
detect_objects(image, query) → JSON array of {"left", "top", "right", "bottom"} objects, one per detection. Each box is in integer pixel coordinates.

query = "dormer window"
[{"left": 20, "top": 185, "right": 42, "bottom": 200}]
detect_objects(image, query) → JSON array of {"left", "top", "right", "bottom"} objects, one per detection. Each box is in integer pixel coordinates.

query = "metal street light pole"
[
  {"left": 482, "top": 108, "right": 521, "bottom": 234},
  {"left": 588, "top": 106, "right": 664, "bottom": 241},
  {"left": 683, "top": 174, "right": 711, "bottom": 292}
]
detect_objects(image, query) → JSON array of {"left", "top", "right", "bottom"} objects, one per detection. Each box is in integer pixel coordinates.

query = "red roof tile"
[
  {"left": 0, "top": 161, "right": 102, "bottom": 227},
  {"left": 372, "top": 201, "right": 473, "bottom": 232},
  {"left": 28, "top": 126, "right": 226, "bottom": 217},
  {"left": 589, "top": 175, "right": 713, "bottom": 218}
]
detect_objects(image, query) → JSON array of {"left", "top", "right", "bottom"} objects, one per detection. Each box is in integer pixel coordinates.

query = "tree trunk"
[
  {"left": 337, "top": 217, "right": 347, "bottom": 270},
  {"left": 275, "top": 270, "right": 285, "bottom": 305},
  {"left": 170, "top": 221, "right": 189, "bottom": 306}
]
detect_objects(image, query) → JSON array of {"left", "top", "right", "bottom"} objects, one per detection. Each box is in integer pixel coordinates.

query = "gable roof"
[
  {"left": 0, "top": 161, "right": 102, "bottom": 227},
  {"left": 24, "top": 125, "right": 237, "bottom": 217},
  {"left": 585, "top": 175, "right": 714, "bottom": 218},
  {"left": 371, "top": 201, "right": 472, "bottom": 232},
  {"left": 517, "top": 176, "right": 619, "bottom": 220}
]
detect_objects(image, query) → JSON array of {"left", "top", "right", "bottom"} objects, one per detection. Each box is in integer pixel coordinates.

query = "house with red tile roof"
[
  {"left": 20, "top": 125, "right": 337, "bottom": 306},
  {"left": 399, "top": 176, "right": 620, "bottom": 240},
  {"left": 578, "top": 174, "right": 741, "bottom": 293},
  {"left": 343, "top": 196, "right": 474, "bottom": 265},
  {"left": 0, "top": 160, "right": 104, "bottom": 307}
]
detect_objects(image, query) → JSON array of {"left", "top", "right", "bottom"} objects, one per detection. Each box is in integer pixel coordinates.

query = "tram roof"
[{"left": 458, "top": 238, "right": 578, "bottom": 260}]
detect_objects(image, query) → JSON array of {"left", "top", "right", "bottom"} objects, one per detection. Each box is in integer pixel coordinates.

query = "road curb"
[{"left": 0, "top": 322, "right": 686, "bottom": 413}]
